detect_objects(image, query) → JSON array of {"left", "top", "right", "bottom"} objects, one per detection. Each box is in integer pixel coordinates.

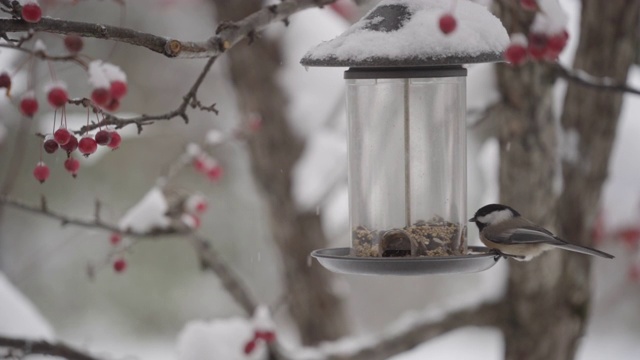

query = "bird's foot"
[{"left": 492, "top": 250, "right": 526, "bottom": 261}]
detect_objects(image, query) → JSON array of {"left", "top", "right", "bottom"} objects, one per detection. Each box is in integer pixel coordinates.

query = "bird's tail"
[{"left": 556, "top": 243, "right": 614, "bottom": 259}]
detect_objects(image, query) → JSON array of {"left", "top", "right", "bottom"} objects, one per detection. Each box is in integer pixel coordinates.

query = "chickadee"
[{"left": 469, "top": 204, "right": 614, "bottom": 261}]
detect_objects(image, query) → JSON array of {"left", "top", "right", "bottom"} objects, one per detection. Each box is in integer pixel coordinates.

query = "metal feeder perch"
[{"left": 304, "top": 0, "right": 509, "bottom": 275}]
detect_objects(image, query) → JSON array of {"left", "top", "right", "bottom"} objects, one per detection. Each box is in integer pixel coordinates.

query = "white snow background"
[{"left": 1, "top": 0, "right": 639, "bottom": 359}]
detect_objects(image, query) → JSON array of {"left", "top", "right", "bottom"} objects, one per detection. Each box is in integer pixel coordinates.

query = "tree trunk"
[
  {"left": 211, "top": 0, "right": 349, "bottom": 345},
  {"left": 495, "top": 1, "right": 639, "bottom": 359}
]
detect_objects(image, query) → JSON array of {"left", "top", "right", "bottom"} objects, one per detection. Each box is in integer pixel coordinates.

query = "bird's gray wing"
[{"left": 492, "top": 226, "right": 565, "bottom": 245}]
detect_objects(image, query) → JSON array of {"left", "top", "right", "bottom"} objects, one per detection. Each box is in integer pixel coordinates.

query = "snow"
[
  {"left": 601, "top": 66, "right": 640, "bottom": 232},
  {"left": 510, "top": 33, "right": 527, "bottom": 46},
  {"left": 42, "top": 80, "right": 67, "bottom": 93},
  {"left": 88, "top": 60, "right": 125, "bottom": 88},
  {"left": 292, "top": 130, "right": 347, "bottom": 211},
  {"left": 303, "top": 0, "right": 509, "bottom": 65},
  {"left": 205, "top": 129, "right": 225, "bottom": 146},
  {"left": 0, "top": 272, "right": 54, "bottom": 339},
  {"left": 278, "top": 7, "right": 347, "bottom": 138},
  {"left": 252, "top": 305, "right": 275, "bottom": 332},
  {"left": 33, "top": 39, "right": 46, "bottom": 53},
  {"left": 118, "top": 187, "right": 171, "bottom": 233},
  {"left": 176, "top": 317, "right": 267, "bottom": 360},
  {"left": 532, "top": 0, "right": 569, "bottom": 35}
]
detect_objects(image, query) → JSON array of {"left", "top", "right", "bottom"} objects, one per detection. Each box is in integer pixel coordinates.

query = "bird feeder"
[{"left": 305, "top": 0, "right": 509, "bottom": 275}]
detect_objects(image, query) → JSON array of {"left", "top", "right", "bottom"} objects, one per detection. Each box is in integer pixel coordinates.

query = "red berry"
[
  {"left": 47, "top": 87, "right": 68, "bottom": 108},
  {"left": 107, "top": 131, "right": 121, "bottom": 149},
  {"left": 21, "top": 2, "right": 42, "bottom": 23},
  {"left": 33, "top": 161, "right": 49, "bottom": 183},
  {"left": 54, "top": 128, "right": 71, "bottom": 145},
  {"left": 547, "top": 32, "right": 568, "bottom": 54},
  {"left": 104, "top": 98, "right": 120, "bottom": 112},
  {"left": 94, "top": 130, "right": 111, "bottom": 145},
  {"left": 520, "top": 0, "right": 538, "bottom": 11},
  {"left": 109, "top": 81, "right": 127, "bottom": 100},
  {"left": 20, "top": 96, "right": 38, "bottom": 117},
  {"left": 196, "top": 201, "right": 207, "bottom": 213},
  {"left": 110, "top": 232, "right": 122, "bottom": 246},
  {"left": 207, "top": 165, "right": 223, "bottom": 182},
  {"left": 43, "top": 138, "right": 59, "bottom": 153},
  {"left": 527, "top": 33, "right": 548, "bottom": 60},
  {"left": 91, "top": 87, "right": 111, "bottom": 107},
  {"left": 61, "top": 134, "right": 78, "bottom": 154},
  {"left": 193, "top": 157, "right": 207, "bottom": 172},
  {"left": 0, "top": 72, "right": 11, "bottom": 93},
  {"left": 113, "top": 258, "right": 127, "bottom": 273},
  {"left": 78, "top": 136, "right": 97, "bottom": 156},
  {"left": 64, "top": 157, "right": 80, "bottom": 177},
  {"left": 505, "top": 44, "right": 528, "bottom": 65},
  {"left": 243, "top": 340, "right": 257, "bottom": 355},
  {"left": 439, "top": 14, "right": 457, "bottom": 35},
  {"left": 64, "top": 34, "right": 83, "bottom": 54},
  {"left": 255, "top": 331, "right": 276, "bottom": 342}
]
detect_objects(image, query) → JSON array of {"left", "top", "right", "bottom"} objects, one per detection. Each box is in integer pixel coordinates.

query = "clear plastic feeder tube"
[{"left": 346, "top": 68, "right": 467, "bottom": 258}]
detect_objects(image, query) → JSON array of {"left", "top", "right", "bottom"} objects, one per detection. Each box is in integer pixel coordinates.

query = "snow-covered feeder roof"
[{"left": 301, "top": 0, "right": 509, "bottom": 68}]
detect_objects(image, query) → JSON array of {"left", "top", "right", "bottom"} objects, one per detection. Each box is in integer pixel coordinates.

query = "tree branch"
[
  {"left": 0, "top": 195, "right": 189, "bottom": 237},
  {"left": 0, "top": 0, "right": 338, "bottom": 58},
  {"left": 0, "top": 336, "right": 99, "bottom": 360},
  {"left": 554, "top": 63, "right": 640, "bottom": 96},
  {"left": 322, "top": 301, "right": 504, "bottom": 360},
  {"left": 69, "top": 54, "right": 218, "bottom": 135},
  {"left": 189, "top": 235, "right": 257, "bottom": 315}
]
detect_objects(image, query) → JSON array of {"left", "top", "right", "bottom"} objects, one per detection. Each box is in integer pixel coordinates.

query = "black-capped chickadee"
[{"left": 469, "top": 204, "right": 614, "bottom": 261}]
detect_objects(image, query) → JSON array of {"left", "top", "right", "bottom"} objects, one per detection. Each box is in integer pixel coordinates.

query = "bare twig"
[
  {"left": 554, "top": 63, "right": 640, "bottom": 96},
  {"left": 0, "top": 43, "right": 89, "bottom": 68},
  {"left": 0, "top": 0, "right": 338, "bottom": 58},
  {"left": 67, "top": 55, "right": 218, "bottom": 135},
  {"left": 0, "top": 195, "right": 190, "bottom": 237},
  {"left": 0, "top": 336, "right": 99, "bottom": 360},
  {"left": 189, "top": 235, "right": 257, "bottom": 315}
]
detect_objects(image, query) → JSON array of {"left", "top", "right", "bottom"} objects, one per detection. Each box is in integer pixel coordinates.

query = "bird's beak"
[{"left": 468, "top": 217, "right": 476, "bottom": 222}]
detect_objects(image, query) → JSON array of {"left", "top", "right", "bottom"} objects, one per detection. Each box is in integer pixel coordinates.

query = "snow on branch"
[
  {"left": 0, "top": 195, "right": 190, "bottom": 236},
  {"left": 0, "top": 0, "right": 339, "bottom": 58},
  {"left": 0, "top": 335, "right": 99, "bottom": 360},
  {"left": 554, "top": 63, "right": 640, "bottom": 96},
  {"left": 326, "top": 301, "right": 503, "bottom": 360}
]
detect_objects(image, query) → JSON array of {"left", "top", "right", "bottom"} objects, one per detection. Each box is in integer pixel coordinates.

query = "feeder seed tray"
[{"left": 311, "top": 246, "right": 499, "bottom": 276}]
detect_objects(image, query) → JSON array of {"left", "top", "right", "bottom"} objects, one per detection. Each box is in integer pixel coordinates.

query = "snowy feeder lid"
[
  {"left": 304, "top": 0, "right": 507, "bottom": 276},
  {"left": 300, "top": 0, "right": 509, "bottom": 69}
]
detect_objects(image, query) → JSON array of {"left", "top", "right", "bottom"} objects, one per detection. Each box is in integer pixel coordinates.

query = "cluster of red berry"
[
  {"left": 0, "top": 24, "right": 129, "bottom": 182},
  {"left": 193, "top": 152, "right": 224, "bottom": 182},
  {"left": 504, "top": 0, "right": 569, "bottom": 65},
  {"left": 108, "top": 233, "right": 127, "bottom": 273},
  {"left": 180, "top": 194, "right": 208, "bottom": 230}
]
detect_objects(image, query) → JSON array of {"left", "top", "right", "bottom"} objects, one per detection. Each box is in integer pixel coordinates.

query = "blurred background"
[{"left": 0, "top": 0, "right": 639, "bottom": 359}]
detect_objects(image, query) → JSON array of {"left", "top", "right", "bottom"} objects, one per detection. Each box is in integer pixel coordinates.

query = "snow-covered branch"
[
  {"left": 318, "top": 301, "right": 504, "bottom": 360},
  {"left": 554, "top": 63, "right": 640, "bottom": 96},
  {"left": 0, "top": 335, "right": 99, "bottom": 360},
  {"left": 0, "top": 0, "right": 338, "bottom": 58},
  {"left": 0, "top": 195, "right": 190, "bottom": 237}
]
